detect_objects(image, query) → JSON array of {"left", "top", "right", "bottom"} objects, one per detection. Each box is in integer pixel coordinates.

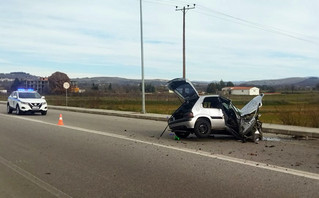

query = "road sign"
[{"left": 63, "top": 82, "right": 70, "bottom": 89}]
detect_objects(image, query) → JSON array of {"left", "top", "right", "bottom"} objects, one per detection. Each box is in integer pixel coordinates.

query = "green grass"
[{"left": 1, "top": 92, "right": 319, "bottom": 128}]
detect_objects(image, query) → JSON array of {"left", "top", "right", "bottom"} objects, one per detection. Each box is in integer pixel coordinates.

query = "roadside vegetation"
[
  {"left": 2, "top": 91, "right": 317, "bottom": 128},
  {"left": 1, "top": 71, "right": 318, "bottom": 128},
  {"left": 228, "top": 92, "right": 319, "bottom": 128}
]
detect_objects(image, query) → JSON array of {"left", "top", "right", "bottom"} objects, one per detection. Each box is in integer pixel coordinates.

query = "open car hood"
[
  {"left": 240, "top": 94, "right": 264, "bottom": 116},
  {"left": 167, "top": 78, "right": 199, "bottom": 101}
]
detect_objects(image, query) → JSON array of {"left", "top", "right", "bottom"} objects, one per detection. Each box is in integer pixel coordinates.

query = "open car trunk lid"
[{"left": 167, "top": 78, "right": 199, "bottom": 101}]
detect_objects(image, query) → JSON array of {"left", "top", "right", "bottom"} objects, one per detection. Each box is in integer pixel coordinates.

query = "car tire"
[
  {"left": 16, "top": 105, "right": 21, "bottom": 115},
  {"left": 7, "top": 104, "right": 13, "bottom": 114},
  {"left": 194, "top": 118, "right": 211, "bottom": 138},
  {"left": 41, "top": 111, "right": 47, "bottom": 115},
  {"left": 175, "top": 131, "right": 190, "bottom": 138}
]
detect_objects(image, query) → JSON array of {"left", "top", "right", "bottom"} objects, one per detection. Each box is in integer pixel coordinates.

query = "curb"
[
  {"left": 1, "top": 101, "right": 318, "bottom": 138},
  {"left": 48, "top": 105, "right": 319, "bottom": 139},
  {"left": 262, "top": 123, "right": 319, "bottom": 139}
]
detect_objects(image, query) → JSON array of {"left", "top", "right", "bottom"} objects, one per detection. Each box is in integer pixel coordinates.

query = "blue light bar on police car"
[{"left": 17, "top": 88, "right": 34, "bottom": 91}]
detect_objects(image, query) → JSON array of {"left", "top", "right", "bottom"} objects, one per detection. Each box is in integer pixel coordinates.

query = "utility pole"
[
  {"left": 176, "top": 4, "right": 195, "bottom": 79},
  {"left": 140, "top": 0, "right": 146, "bottom": 114}
]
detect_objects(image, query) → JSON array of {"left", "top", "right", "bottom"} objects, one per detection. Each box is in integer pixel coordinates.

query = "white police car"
[{"left": 7, "top": 89, "right": 48, "bottom": 115}]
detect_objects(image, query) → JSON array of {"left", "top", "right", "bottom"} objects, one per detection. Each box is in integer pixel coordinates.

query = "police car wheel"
[
  {"left": 7, "top": 104, "right": 13, "bottom": 114},
  {"left": 16, "top": 105, "right": 21, "bottom": 115}
]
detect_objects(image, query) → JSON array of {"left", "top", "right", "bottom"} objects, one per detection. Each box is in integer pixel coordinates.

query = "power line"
[
  {"left": 199, "top": 5, "right": 309, "bottom": 38},
  {"left": 196, "top": 5, "right": 318, "bottom": 45},
  {"left": 143, "top": 0, "right": 318, "bottom": 45}
]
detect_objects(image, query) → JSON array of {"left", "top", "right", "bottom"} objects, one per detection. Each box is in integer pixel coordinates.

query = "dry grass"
[
  {"left": 229, "top": 93, "right": 319, "bottom": 127},
  {"left": 2, "top": 92, "right": 319, "bottom": 128}
]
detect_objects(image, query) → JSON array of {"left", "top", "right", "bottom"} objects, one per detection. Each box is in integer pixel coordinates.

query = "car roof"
[{"left": 200, "top": 95, "right": 219, "bottom": 97}]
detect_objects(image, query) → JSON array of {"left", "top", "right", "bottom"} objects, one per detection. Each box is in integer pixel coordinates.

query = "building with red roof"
[{"left": 222, "top": 86, "right": 260, "bottom": 95}]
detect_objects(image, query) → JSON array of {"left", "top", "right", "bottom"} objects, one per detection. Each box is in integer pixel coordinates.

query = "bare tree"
[{"left": 48, "top": 72, "right": 70, "bottom": 94}]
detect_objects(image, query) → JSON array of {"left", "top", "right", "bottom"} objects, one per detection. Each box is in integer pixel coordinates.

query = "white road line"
[
  {"left": 0, "top": 156, "right": 72, "bottom": 198},
  {"left": 4, "top": 114, "right": 319, "bottom": 181}
]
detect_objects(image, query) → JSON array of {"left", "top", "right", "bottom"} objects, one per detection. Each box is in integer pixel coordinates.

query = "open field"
[{"left": 1, "top": 92, "right": 318, "bottom": 128}]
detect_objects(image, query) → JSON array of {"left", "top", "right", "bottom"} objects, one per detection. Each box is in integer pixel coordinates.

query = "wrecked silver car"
[{"left": 167, "top": 78, "right": 264, "bottom": 142}]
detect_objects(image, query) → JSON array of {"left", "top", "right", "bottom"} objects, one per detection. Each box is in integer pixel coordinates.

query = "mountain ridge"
[{"left": 1, "top": 72, "right": 318, "bottom": 88}]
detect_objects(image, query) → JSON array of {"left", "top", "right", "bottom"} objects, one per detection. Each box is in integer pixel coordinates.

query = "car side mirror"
[
  {"left": 41, "top": 96, "right": 45, "bottom": 99},
  {"left": 13, "top": 95, "right": 17, "bottom": 98}
]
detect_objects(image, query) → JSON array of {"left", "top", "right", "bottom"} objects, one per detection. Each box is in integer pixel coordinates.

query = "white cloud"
[{"left": 0, "top": 0, "right": 318, "bottom": 81}]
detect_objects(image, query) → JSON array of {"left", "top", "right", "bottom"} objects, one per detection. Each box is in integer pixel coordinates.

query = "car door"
[
  {"left": 8, "top": 92, "right": 12, "bottom": 107},
  {"left": 13, "top": 92, "right": 19, "bottom": 108},
  {"left": 201, "top": 96, "right": 225, "bottom": 129}
]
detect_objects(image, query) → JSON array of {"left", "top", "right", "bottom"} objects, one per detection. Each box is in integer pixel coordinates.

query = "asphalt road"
[{"left": 0, "top": 104, "right": 318, "bottom": 197}]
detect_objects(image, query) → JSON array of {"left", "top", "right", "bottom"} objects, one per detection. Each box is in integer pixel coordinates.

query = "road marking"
[
  {"left": 4, "top": 114, "right": 319, "bottom": 181},
  {"left": 0, "top": 155, "right": 72, "bottom": 198}
]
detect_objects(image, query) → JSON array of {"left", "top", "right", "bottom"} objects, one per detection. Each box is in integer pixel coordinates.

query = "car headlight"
[
  {"left": 21, "top": 102, "right": 28, "bottom": 105},
  {"left": 42, "top": 102, "right": 47, "bottom": 105}
]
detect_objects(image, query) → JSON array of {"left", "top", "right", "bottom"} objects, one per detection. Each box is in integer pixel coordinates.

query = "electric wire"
[
  {"left": 197, "top": 5, "right": 318, "bottom": 45},
  {"left": 143, "top": 0, "right": 318, "bottom": 45}
]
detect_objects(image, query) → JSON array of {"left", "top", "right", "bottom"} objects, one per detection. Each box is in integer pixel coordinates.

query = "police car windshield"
[{"left": 19, "top": 92, "right": 41, "bottom": 99}]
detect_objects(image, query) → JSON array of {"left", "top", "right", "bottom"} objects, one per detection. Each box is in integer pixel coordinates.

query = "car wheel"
[
  {"left": 194, "top": 118, "right": 211, "bottom": 138},
  {"left": 16, "top": 105, "right": 21, "bottom": 115},
  {"left": 175, "top": 131, "right": 190, "bottom": 138},
  {"left": 41, "top": 111, "right": 47, "bottom": 115},
  {"left": 7, "top": 104, "right": 13, "bottom": 114}
]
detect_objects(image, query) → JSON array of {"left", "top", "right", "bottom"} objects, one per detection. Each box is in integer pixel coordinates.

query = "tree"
[
  {"left": 226, "top": 81, "right": 234, "bottom": 87},
  {"left": 207, "top": 80, "right": 234, "bottom": 93},
  {"left": 145, "top": 83, "right": 155, "bottom": 93},
  {"left": 219, "top": 80, "right": 225, "bottom": 89},
  {"left": 48, "top": 72, "right": 70, "bottom": 94},
  {"left": 108, "top": 83, "right": 112, "bottom": 91},
  {"left": 91, "top": 83, "right": 99, "bottom": 90},
  {"left": 206, "top": 83, "right": 217, "bottom": 93},
  {"left": 10, "top": 78, "right": 23, "bottom": 91},
  {"left": 139, "top": 83, "right": 155, "bottom": 93},
  {"left": 316, "top": 83, "right": 319, "bottom": 91}
]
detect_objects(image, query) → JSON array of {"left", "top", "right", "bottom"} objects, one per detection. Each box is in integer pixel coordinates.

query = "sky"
[{"left": 0, "top": 0, "right": 318, "bottom": 81}]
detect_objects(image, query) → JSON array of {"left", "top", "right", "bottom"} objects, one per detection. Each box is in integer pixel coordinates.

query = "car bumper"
[
  {"left": 168, "top": 118, "right": 196, "bottom": 131},
  {"left": 19, "top": 103, "right": 48, "bottom": 112}
]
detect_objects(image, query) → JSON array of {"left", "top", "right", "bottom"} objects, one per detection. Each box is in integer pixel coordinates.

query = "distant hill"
[
  {"left": 0, "top": 72, "right": 39, "bottom": 80},
  {"left": 294, "top": 77, "right": 319, "bottom": 87},
  {"left": 1, "top": 71, "right": 318, "bottom": 89},
  {"left": 240, "top": 77, "right": 319, "bottom": 88},
  {"left": 72, "top": 77, "right": 169, "bottom": 87},
  {"left": 72, "top": 77, "right": 212, "bottom": 88}
]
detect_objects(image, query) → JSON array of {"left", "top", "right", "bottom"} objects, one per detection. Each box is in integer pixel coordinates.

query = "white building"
[{"left": 222, "top": 87, "right": 260, "bottom": 95}]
